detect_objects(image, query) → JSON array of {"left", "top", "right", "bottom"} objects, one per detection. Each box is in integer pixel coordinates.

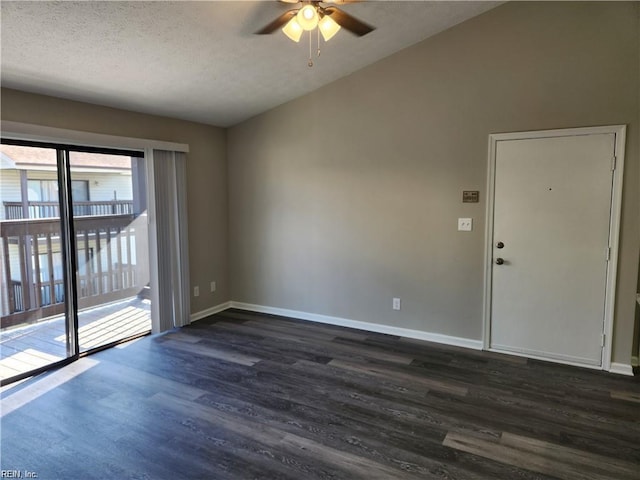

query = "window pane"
[
  {"left": 27, "top": 180, "right": 42, "bottom": 201},
  {"left": 72, "top": 180, "right": 89, "bottom": 202},
  {"left": 44, "top": 180, "right": 58, "bottom": 202},
  {"left": 69, "top": 151, "right": 150, "bottom": 352}
]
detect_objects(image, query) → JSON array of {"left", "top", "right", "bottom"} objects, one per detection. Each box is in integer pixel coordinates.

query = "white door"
[{"left": 490, "top": 133, "right": 616, "bottom": 367}]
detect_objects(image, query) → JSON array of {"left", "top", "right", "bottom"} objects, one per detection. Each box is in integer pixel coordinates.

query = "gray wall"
[
  {"left": 1, "top": 88, "right": 230, "bottom": 314},
  {"left": 228, "top": 2, "right": 640, "bottom": 363}
]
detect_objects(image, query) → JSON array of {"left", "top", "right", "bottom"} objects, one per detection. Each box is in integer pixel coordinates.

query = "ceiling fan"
[{"left": 255, "top": 0, "right": 375, "bottom": 43}]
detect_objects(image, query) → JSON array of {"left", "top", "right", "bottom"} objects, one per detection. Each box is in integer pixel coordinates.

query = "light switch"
[
  {"left": 392, "top": 298, "right": 401, "bottom": 311},
  {"left": 458, "top": 218, "right": 472, "bottom": 231}
]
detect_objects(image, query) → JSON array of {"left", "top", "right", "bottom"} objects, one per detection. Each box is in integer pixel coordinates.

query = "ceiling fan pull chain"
[
  {"left": 308, "top": 30, "right": 313, "bottom": 67},
  {"left": 317, "top": 27, "right": 321, "bottom": 57}
]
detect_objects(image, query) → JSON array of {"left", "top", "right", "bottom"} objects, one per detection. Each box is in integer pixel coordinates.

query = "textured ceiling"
[{"left": 1, "top": 1, "right": 500, "bottom": 127}]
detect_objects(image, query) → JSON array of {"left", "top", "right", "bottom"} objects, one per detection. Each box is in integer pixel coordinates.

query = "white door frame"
[{"left": 483, "top": 125, "right": 626, "bottom": 371}]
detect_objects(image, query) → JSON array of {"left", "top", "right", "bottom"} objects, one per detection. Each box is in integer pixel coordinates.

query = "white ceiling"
[{"left": 1, "top": 1, "right": 500, "bottom": 127}]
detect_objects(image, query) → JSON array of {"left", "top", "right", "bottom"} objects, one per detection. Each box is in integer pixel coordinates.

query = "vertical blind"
[{"left": 151, "top": 150, "right": 190, "bottom": 332}]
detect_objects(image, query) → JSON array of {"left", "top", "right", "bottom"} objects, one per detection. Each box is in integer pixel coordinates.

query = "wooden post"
[
  {"left": 17, "top": 234, "right": 31, "bottom": 312},
  {"left": 46, "top": 234, "right": 56, "bottom": 305},
  {"left": 116, "top": 227, "right": 123, "bottom": 290},
  {"left": 106, "top": 228, "right": 114, "bottom": 293},
  {"left": 32, "top": 234, "right": 42, "bottom": 308},
  {"left": 2, "top": 238, "right": 15, "bottom": 314},
  {"left": 95, "top": 229, "right": 103, "bottom": 295},
  {"left": 20, "top": 170, "right": 36, "bottom": 311},
  {"left": 20, "top": 170, "right": 29, "bottom": 219}
]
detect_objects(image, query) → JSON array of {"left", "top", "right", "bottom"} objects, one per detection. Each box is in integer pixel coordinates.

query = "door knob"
[
  {"left": 495, "top": 258, "right": 504, "bottom": 265},
  {"left": 496, "top": 241, "right": 504, "bottom": 249}
]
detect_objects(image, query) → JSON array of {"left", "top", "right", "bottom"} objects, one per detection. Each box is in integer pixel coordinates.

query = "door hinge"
[
  {"left": 601, "top": 333, "right": 606, "bottom": 348},
  {"left": 605, "top": 247, "right": 611, "bottom": 261},
  {"left": 611, "top": 156, "right": 617, "bottom": 171}
]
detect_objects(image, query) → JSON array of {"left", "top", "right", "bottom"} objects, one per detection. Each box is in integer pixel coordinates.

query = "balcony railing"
[
  {"left": 4, "top": 200, "right": 133, "bottom": 220},
  {"left": 1, "top": 213, "right": 147, "bottom": 329}
]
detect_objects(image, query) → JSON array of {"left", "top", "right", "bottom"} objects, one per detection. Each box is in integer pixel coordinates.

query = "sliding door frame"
[
  {"left": 57, "top": 147, "right": 80, "bottom": 359},
  {"left": 0, "top": 138, "right": 148, "bottom": 385}
]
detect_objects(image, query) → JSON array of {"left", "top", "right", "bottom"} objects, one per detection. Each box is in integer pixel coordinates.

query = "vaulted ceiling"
[{"left": 1, "top": 1, "right": 500, "bottom": 127}]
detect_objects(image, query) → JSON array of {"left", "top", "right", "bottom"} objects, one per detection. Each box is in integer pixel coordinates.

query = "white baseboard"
[
  {"left": 189, "top": 301, "right": 635, "bottom": 376},
  {"left": 229, "top": 301, "right": 483, "bottom": 350},
  {"left": 609, "top": 362, "right": 634, "bottom": 376},
  {"left": 190, "top": 301, "right": 232, "bottom": 322}
]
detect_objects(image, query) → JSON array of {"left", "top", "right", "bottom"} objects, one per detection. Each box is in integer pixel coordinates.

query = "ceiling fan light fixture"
[
  {"left": 297, "top": 4, "right": 319, "bottom": 31},
  {"left": 282, "top": 17, "right": 303, "bottom": 42},
  {"left": 319, "top": 14, "right": 341, "bottom": 41}
]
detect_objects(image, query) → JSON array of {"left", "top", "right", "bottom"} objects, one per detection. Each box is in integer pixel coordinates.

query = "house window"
[
  {"left": 71, "top": 180, "right": 89, "bottom": 202},
  {"left": 27, "top": 179, "right": 89, "bottom": 202},
  {"left": 27, "top": 179, "right": 57, "bottom": 202}
]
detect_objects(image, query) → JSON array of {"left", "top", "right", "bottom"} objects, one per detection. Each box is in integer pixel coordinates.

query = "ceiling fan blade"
[
  {"left": 323, "top": 6, "right": 374, "bottom": 37},
  {"left": 255, "top": 10, "right": 298, "bottom": 34},
  {"left": 278, "top": 0, "right": 299, "bottom": 3}
]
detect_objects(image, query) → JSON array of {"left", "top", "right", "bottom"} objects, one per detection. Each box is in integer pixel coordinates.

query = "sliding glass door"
[
  {"left": 69, "top": 151, "right": 151, "bottom": 352},
  {"left": 0, "top": 141, "right": 151, "bottom": 384},
  {"left": 0, "top": 144, "right": 74, "bottom": 381}
]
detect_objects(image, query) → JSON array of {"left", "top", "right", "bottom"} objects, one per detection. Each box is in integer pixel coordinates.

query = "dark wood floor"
[{"left": 1, "top": 309, "right": 639, "bottom": 479}]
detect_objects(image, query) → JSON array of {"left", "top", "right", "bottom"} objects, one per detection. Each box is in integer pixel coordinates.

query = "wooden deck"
[{"left": 0, "top": 297, "right": 151, "bottom": 381}]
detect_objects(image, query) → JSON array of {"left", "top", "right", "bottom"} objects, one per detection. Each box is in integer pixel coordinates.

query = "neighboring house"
[{"left": 0, "top": 144, "right": 133, "bottom": 220}]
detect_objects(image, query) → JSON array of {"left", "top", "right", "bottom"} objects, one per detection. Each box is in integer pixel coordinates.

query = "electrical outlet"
[
  {"left": 458, "top": 218, "right": 473, "bottom": 231},
  {"left": 210, "top": 281, "right": 216, "bottom": 293},
  {"left": 393, "top": 297, "right": 401, "bottom": 311},
  {"left": 194, "top": 286, "right": 199, "bottom": 297}
]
